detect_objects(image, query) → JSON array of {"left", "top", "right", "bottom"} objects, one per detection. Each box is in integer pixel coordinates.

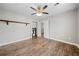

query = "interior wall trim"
[
  {"left": 0, "top": 37, "right": 31, "bottom": 47},
  {"left": 52, "top": 38, "right": 79, "bottom": 48},
  {"left": 0, "top": 37, "right": 79, "bottom": 48},
  {"left": 45, "top": 37, "right": 79, "bottom": 48}
]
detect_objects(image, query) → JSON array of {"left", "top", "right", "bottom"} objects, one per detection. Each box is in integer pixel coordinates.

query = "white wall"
[
  {"left": 43, "top": 20, "right": 49, "bottom": 38},
  {"left": 37, "top": 21, "right": 41, "bottom": 37},
  {"left": 44, "top": 9, "right": 78, "bottom": 45},
  {"left": 37, "top": 20, "right": 49, "bottom": 37},
  {"left": 78, "top": 8, "right": 79, "bottom": 45},
  {"left": 0, "top": 9, "right": 33, "bottom": 22},
  {"left": 0, "top": 10, "right": 32, "bottom": 46}
]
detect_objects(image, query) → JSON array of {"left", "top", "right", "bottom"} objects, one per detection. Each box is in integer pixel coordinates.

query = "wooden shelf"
[{"left": 0, "top": 20, "right": 29, "bottom": 25}]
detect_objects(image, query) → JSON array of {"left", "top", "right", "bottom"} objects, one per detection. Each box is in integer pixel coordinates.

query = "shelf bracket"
[{"left": 6, "top": 21, "right": 9, "bottom": 25}]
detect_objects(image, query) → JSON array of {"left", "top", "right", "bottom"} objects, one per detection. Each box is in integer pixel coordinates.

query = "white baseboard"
[
  {"left": 46, "top": 37, "right": 79, "bottom": 48},
  {"left": 0, "top": 37, "right": 79, "bottom": 48},
  {"left": 0, "top": 37, "right": 31, "bottom": 46}
]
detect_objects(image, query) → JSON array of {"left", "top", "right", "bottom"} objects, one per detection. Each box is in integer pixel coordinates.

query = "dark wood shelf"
[{"left": 0, "top": 20, "right": 29, "bottom": 25}]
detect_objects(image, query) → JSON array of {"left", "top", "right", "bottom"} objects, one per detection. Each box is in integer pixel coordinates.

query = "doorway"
[
  {"left": 32, "top": 22, "right": 37, "bottom": 38},
  {"left": 32, "top": 28, "right": 37, "bottom": 38},
  {"left": 41, "top": 22, "right": 44, "bottom": 37}
]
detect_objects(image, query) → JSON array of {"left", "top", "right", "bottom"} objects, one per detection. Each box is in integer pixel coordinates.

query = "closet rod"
[{"left": 0, "top": 20, "right": 29, "bottom": 25}]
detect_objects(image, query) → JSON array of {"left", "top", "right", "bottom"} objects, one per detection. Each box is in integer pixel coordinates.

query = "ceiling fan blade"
[
  {"left": 42, "top": 12, "right": 48, "bottom": 14},
  {"left": 54, "top": 3, "right": 59, "bottom": 6},
  {"left": 30, "top": 7, "right": 37, "bottom": 11},
  {"left": 31, "top": 13, "right": 36, "bottom": 15},
  {"left": 37, "top": 6, "right": 41, "bottom": 10},
  {"left": 43, "top": 5, "right": 48, "bottom": 10}
]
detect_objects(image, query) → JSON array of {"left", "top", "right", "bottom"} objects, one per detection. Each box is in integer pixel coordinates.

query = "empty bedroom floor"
[{"left": 0, "top": 37, "right": 79, "bottom": 56}]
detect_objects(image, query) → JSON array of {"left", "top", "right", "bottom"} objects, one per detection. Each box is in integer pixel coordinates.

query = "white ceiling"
[{"left": 0, "top": 3, "right": 79, "bottom": 20}]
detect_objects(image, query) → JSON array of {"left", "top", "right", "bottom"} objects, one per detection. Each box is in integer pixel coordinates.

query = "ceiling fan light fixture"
[
  {"left": 30, "top": 5, "right": 48, "bottom": 16},
  {"left": 36, "top": 13, "right": 42, "bottom": 16}
]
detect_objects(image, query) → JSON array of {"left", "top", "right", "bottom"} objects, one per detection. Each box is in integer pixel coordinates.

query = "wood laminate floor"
[{"left": 0, "top": 37, "right": 79, "bottom": 56}]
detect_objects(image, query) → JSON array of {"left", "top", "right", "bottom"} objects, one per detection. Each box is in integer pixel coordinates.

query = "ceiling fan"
[{"left": 30, "top": 3, "right": 59, "bottom": 16}]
